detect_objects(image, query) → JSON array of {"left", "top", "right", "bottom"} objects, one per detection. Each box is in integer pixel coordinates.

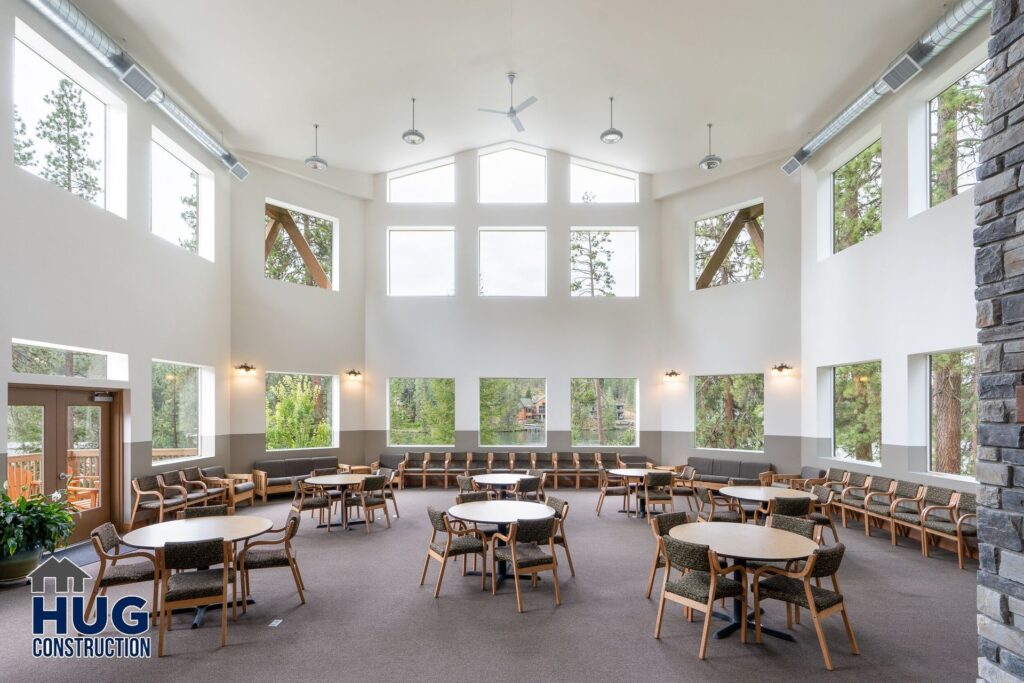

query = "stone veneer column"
[{"left": 976, "top": 1, "right": 1024, "bottom": 680}]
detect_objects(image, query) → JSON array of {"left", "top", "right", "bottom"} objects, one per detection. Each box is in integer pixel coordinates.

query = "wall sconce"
[
  {"left": 346, "top": 369, "right": 362, "bottom": 380},
  {"left": 235, "top": 362, "right": 256, "bottom": 375},
  {"left": 771, "top": 363, "right": 793, "bottom": 376},
  {"left": 664, "top": 370, "right": 681, "bottom": 382}
]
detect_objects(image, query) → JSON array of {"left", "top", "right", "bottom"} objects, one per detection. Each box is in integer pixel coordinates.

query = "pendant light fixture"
[
  {"left": 697, "top": 122, "right": 722, "bottom": 170},
  {"left": 402, "top": 97, "right": 425, "bottom": 145},
  {"left": 304, "top": 123, "right": 328, "bottom": 170},
  {"left": 600, "top": 96, "right": 623, "bottom": 144}
]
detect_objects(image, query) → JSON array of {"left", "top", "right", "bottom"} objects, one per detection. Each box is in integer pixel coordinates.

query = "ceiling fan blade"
[
  {"left": 510, "top": 114, "right": 525, "bottom": 133},
  {"left": 478, "top": 107, "right": 507, "bottom": 115},
  {"left": 514, "top": 96, "right": 537, "bottom": 113}
]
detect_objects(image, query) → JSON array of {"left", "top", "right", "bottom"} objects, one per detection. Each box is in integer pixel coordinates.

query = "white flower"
[{"left": 51, "top": 491, "right": 62, "bottom": 501}]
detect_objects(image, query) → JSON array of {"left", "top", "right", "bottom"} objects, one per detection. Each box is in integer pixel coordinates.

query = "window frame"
[
  {"left": 569, "top": 377, "right": 639, "bottom": 447},
  {"left": 386, "top": 377, "right": 456, "bottom": 447},
  {"left": 386, "top": 157, "right": 456, "bottom": 203},
  {"left": 150, "top": 126, "right": 215, "bottom": 261},
  {"left": 263, "top": 198, "right": 340, "bottom": 291},
  {"left": 477, "top": 142, "right": 548, "bottom": 204},
  {"left": 477, "top": 226, "right": 548, "bottom": 297},
  {"left": 386, "top": 227, "right": 457, "bottom": 297},
  {"left": 926, "top": 348, "right": 978, "bottom": 481},
  {"left": 829, "top": 139, "right": 883, "bottom": 256},
  {"left": 692, "top": 373, "right": 766, "bottom": 453},
  {"left": 151, "top": 359, "right": 212, "bottom": 465},
  {"left": 264, "top": 371, "right": 339, "bottom": 451},
  {"left": 830, "top": 360, "right": 882, "bottom": 464},
  {"left": 925, "top": 60, "right": 987, "bottom": 210},
  {"left": 569, "top": 227, "right": 639, "bottom": 297}
]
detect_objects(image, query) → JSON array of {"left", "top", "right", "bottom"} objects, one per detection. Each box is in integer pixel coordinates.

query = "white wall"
[{"left": 798, "top": 22, "right": 987, "bottom": 491}]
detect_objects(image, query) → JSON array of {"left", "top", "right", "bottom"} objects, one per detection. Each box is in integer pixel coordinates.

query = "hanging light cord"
[
  {"left": 609, "top": 97, "right": 614, "bottom": 127},
  {"left": 313, "top": 123, "right": 320, "bottom": 155},
  {"left": 411, "top": 98, "right": 416, "bottom": 128},
  {"left": 707, "top": 123, "right": 712, "bottom": 154}
]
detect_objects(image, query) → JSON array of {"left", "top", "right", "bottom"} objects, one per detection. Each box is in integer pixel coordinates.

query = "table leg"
[
  {"left": 463, "top": 522, "right": 537, "bottom": 587},
  {"left": 712, "top": 563, "right": 795, "bottom": 642}
]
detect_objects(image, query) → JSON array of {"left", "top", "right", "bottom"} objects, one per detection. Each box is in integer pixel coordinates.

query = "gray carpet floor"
[{"left": 0, "top": 488, "right": 977, "bottom": 682}]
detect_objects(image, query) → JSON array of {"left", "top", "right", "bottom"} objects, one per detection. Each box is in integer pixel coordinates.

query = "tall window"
[
  {"left": 694, "top": 203, "right": 764, "bottom": 289},
  {"left": 832, "top": 140, "right": 882, "bottom": 254},
  {"left": 388, "top": 378, "right": 455, "bottom": 446},
  {"left": 570, "top": 378, "right": 637, "bottom": 446},
  {"left": 265, "top": 373, "right": 335, "bottom": 450},
  {"left": 13, "top": 30, "right": 107, "bottom": 207},
  {"left": 478, "top": 228, "right": 546, "bottom": 296},
  {"left": 929, "top": 63, "right": 986, "bottom": 207},
  {"left": 930, "top": 350, "right": 978, "bottom": 477},
  {"left": 694, "top": 374, "right": 764, "bottom": 451},
  {"left": 264, "top": 201, "right": 336, "bottom": 290},
  {"left": 569, "top": 161, "right": 638, "bottom": 203},
  {"left": 833, "top": 361, "right": 882, "bottom": 462},
  {"left": 478, "top": 146, "right": 546, "bottom": 203},
  {"left": 152, "top": 361, "right": 202, "bottom": 464},
  {"left": 12, "top": 340, "right": 107, "bottom": 379},
  {"left": 387, "top": 159, "right": 455, "bottom": 203},
  {"left": 479, "top": 378, "right": 546, "bottom": 446},
  {"left": 388, "top": 228, "right": 456, "bottom": 296},
  {"left": 151, "top": 138, "right": 200, "bottom": 254},
  {"left": 570, "top": 228, "right": 638, "bottom": 297}
]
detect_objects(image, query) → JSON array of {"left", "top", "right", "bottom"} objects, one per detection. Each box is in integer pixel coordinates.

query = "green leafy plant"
[{"left": 0, "top": 486, "right": 77, "bottom": 557}]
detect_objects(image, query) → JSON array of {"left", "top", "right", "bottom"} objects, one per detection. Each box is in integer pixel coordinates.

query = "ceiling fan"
[{"left": 479, "top": 72, "right": 537, "bottom": 133}]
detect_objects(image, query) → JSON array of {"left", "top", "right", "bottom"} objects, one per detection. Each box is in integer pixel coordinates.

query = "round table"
[
  {"left": 719, "top": 486, "right": 814, "bottom": 503},
  {"left": 473, "top": 473, "right": 531, "bottom": 499},
  {"left": 669, "top": 522, "right": 819, "bottom": 642},
  {"left": 609, "top": 468, "right": 652, "bottom": 516},
  {"left": 306, "top": 473, "right": 369, "bottom": 530},
  {"left": 448, "top": 500, "right": 555, "bottom": 586},
  {"left": 123, "top": 515, "right": 274, "bottom": 629}
]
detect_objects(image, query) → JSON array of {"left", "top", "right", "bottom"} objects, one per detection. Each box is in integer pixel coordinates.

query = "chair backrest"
[
  {"left": 645, "top": 471, "right": 673, "bottom": 488},
  {"left": 768, "top": 514, "right": 816, "bottom": 539},
  {"left": 846, "top": 471, "right": 869, "bottom": 488},
  {"left": 311, "top": 467, "right": 338, "bottom": 477},
  {"left": 182, "top": 466, "right": 202, "bottom": 480},
  {"left": 405, "top": 452, "right": 425, "bottom": 466},
  {"left": 527, "top": 468, "right": 545, "bottom": 478},
  {"left": 662, "top": 535, "right": 711, "bottom": 573},
  {"left": 179, "top": 504, "right": 229, "bottom": 519},
  {"left": 517, "top": 476, "right": 541, "bottom": 493},
  {"left": 680, "top": 465, "right": 696, "bottom": 480},
  {"left": 894, "top": 480, "right": 922, "bottom": 498},
  {"left": 286, "top": 509, "right": 302, "bottom": 539},
  {"left": 91, "top": 522, "right": 119, "bottom": 553},
  {"left": 958, "top": 491, "right": 977, "bottom": 515},
  {"left": 772, "top": 496, "right": 812, "bottom": 517},
  {"left": 868, "top": 475, "right": 894, "bottom": 493},
  {"left": 513, "top": 517, "right": 555, "bottom": 544},
  {"left": 159, "top": 471, "right": 183, "bottom": 487},
  {"left": 456, "top": 491, "right": 491, "bottom": 504},
  {"left": 426, "top": 507, "right": 449, "bottom": 533},
  {"left": 200, "top": 465, "right": 227, "bottom": 479},
  {"left": 163, "top": 538, "right": 226, "bottom": 571},
  {"left": 801, "top": 466, "right": 826, "bottom": 479},
  {"left": 809, "top": 543, "right": 846, "bottom": 579},
  {"left": 810, "top": 484, "right": 833, "bottom": 504},
  {"left": 134, "top": 474, "right": 159, "bottom": 493},
  {"left": 695, "top": 487, "right": 713, "bottom": 506},
  {"left": 826, "top": 468, "right": 847, "bottom": 483},
  {"left": 545, "top": 496, "right": 568, "bottom": 519},
  {"left": 924, "top": 485, "right": 955, "bottom": 507},
  {"left": 652, "top": 511, "right": 689, "bottom": 537},
  {"left": 377, "top": 466, "right": 395, "bottom": 483},
  {"left": 456, "top": 475, "right": 475, "bottom": 492},
  {"left": 362, "top": 475, "right": 386, "bottom": 494}
]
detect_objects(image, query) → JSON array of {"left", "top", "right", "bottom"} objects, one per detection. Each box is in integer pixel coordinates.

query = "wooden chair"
[
  {"left": 865, "top": 480, "right": 920, "bottom": 538},
  {"left": 85, "top": 523, "right": 158, "bottom": 622},
  {"left": 377, "top": 466, "right": 400, "bottom": 518},
  {"left": 445, "top": 453, "right": 470, "bottom": 488},
  {"left": 158, "top": 470, "right": 211, "bottom": 508},
  {"left": 545, "top": 496, "right": 577, "bottom": 577},
  {"left": 694, "top": 487, "right": 745, "bottom": 523},
  {"left": 130, "top": 475, "right": 186, "bottom": 529},
  {"left": 456, "top": 474, "right": 478, "bottom": 493},
  {"left": 654, "top": 535, "right": 747, "bottom": 659},
  {"left": 157, "top": 538, "right": 234, "bottom": 657},
  {"left": 808, "top": 485, "right": 840, "bottom": 543},
  {"left": 766, "top": 496, "right": 813, "bottom": 521},
  {"left": 639, "top": 471, "right": 675, "bottom": 517},
  {"left": 839, "top": 475, "right": 892, "bottom": 529},
  {"left": 645, "top": 511, "right": 689, "bottom": 598},
  {"left": 513, "top": 473, "right": 544, "bottom": 502},
  {"left": 805, "top": 467, "right": 849, "bottom": 494},
  {"left": 176, "top": 503, "right": 229, "bottom": 519},
  {"left": 488, "top": 452, "right": 513, "bottom": 473},
  {"left": 456, "top": 491, "right": 495, "bottom": 503},
  {"left": 574, "top": 452, "right": 601, "bottom": 488},
  {"left": 891, "top": 485, "right": 954, "bottom": 547},
  {"left": 424, "top": 451, "right": 449, "bottom": 487},
  {"left": 420, "top": 507, "right": 488, "bottom": 597},
  {"left": 179, "top": 467, "right": 227, "bottom": 506},
  {"left": 290, "top": 478, "right": 331, "bottom": 530},
  {"left": 466, "top": 452, "right": 489, "bottom": 476},
  {"left": 344, "top": 475, "right": 391, "bottom": 533},
  {"left": 553, "top": 452, "right": 577, "bottom": 489},
  {"left": 199, "top": 466, "right": 255, "bottom": 512},
  {"left": 921, "top": 491, "right": 977, "bottom": 569},
  {"left": 533, "top": 453, "right": 558, "bottom": 487},
  {"left": 595, "top": 468, "right": 628, "bottom": 515},
  {"left": 671, "top": 466, "right": 698, "bottom": 511},
  {"left": 752, "top": 543, "right": 858, "bottom": 671},
  {"left": 237, "top": 510, "right": 305, "bottom": 608},
  {"left": 400, "top": 452, "right": 426, "bottom": 489},
  {"left": 490, "top": 517, "right": 561, "bottom": 613}
]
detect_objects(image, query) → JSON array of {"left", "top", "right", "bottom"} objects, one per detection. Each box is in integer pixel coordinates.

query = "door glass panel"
[
  {"left": 66, "top": 405, "right": 101, "bottom": 511},
  {"left": 6, "top": 405, "right": 43, "bottom": 500}
]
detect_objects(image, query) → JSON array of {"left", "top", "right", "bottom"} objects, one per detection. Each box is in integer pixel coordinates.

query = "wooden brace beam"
[
  {"left": 695, "top": 203, "right": 764, "bottom": 289},
  {"left": 265, "top": 206, "right": 331, "bottom": 289}
]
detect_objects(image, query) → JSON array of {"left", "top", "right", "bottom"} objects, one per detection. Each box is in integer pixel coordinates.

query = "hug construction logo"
[{"left": 27, "top": 556, "right": 152, "bottom": 658}]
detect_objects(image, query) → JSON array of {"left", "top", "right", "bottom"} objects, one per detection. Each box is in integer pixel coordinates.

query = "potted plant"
[{"left": 0, "top": 485, "right": 77, "bottom": 583}]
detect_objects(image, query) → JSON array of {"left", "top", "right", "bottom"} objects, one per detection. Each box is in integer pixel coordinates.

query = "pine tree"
[
  {"left": 36, "top": 78, "right": 101, "bottom": 201},
  {"left": 570, "top": 230, "right": 617, "bottom": 296},
  {"left": 13, "top": 105, "right": 35, "bottom": 168},
  {"left": 832, "top": 140, "right": 882, "bottom": 252},
  {"left": 179, "top": 176, "right": 199, "bottom": 252}
]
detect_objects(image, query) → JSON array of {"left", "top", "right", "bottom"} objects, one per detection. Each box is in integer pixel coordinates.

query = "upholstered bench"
[
  {"left": 686, "top": 455, "right": 773, "bottom": 486},
  {"left": 252, "top": 456, "right": 339, "bottom": 502}
]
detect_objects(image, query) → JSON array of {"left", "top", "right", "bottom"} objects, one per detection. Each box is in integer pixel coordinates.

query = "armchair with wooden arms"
[
  {"left": 694, "top": 487, "right": 745, "bottom": 523},
  {"left": 420, "top": 507, "right": 489, "bottom": 597},
  {"left": 490, "top": 517, "right": 561, "bottom": 613},
  {"left": 85, "top": 522, "right": 158, "bottom": 622},
  {"left": 179, "top": 466, "right": 226, "bottom": 506},
  {"left": 237, "top": 510, "right": 305, "bottom": 608},
  {"left": 671, "top": 466, "right": 698, "bottom": 511},
  {"left": 158, "top": 470, "right": 209, "bottom": 508},
  {"left": 921, "top": 491, "right": 977, "bottom": 569},
  {"left": 130, "top": 475, "right": 187, "bottom": 529},
  {"left": 199, "top": 465, "right": 255, "bottom": 512},
  {"left": 401, "top": 452, "right": 426, "bottom": 489},
  {"left": 891, "top": 485, "right": 954, "bottom": 548},
  {"left": 838, "top": 474, "right": 888, "bottom": 529}
]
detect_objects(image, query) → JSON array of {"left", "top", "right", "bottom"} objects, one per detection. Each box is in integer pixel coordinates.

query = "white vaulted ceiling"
[{"left": 76, "top": 0, "right": 949, "bottom": 175}]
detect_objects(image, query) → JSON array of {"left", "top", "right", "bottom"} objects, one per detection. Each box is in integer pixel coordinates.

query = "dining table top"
[
  {"left": 719, "top": 485, "right": 814, "bottom": 503},
  {"left": 448, "top": 500, "right": 555, "bottom": 525},
  {"left": 608, "top": 468, "right": 652, "bottom": 478},
  {"left": 306, "top": 473, "right": 369, "bottom": 487},
  {"left": 122, "top": 515, "right": 274, "bottom": 549},
  {"left": 473, "top": 473, "right": 532, "bottom": 486},
  {"left": 668, "top": 522, "right": 819, "bottom": 562}
]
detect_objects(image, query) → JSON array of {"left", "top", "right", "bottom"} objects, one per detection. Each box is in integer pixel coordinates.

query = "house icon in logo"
[{"left": 27, "top": 557, "right": 91, "bottom": 594}]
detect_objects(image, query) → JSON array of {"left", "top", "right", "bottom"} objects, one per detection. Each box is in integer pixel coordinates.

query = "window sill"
[
  {"left": 914, "top": 470, "right": 976, "bottom": 484},
  {"left": 266, "top": 446, "right": 339, "bottom": 453},
  {"left": 152, "top": 454, "right": 212, "bottom": 468},
  {"left": 820, "top": 456, "right": 881, "bottom": 468},
  {"left": 694, "top": 447, "right": 766, "bottom": 455}
]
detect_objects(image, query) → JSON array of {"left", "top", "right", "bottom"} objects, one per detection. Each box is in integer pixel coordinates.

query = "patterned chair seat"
[
  {"left": 641, "top": 490, "right": 673, "bottom": 502},
  {"left": 165, "top": 569, "right": 235, "bottom": 602},
  {"left": 232, "top": 481, "right": 255, "bottom": 494},
  {"left": 808, "top": 511, "right": 831, "bottom": 525},
  {"left": 242, "top": 547, "right": 293, "bottom": 570},
  {"left": 704, "top": 510, "right": 744, "bottom": 523},
  {"left": 348, "top": 495, "right": 387, "bottom": 507},
  {"left": 923, "top": 519, "right": 978, "bottom": 536},
  {"left": 891, "top": 510, "right": 933, "bottom": 525},
  {"left": 299, "top": 495, "right": 330, "bottom": 509},
  {"left": 672, "top": 486, "right": 695, "bottom": 496},
  {"left": 666, "top": 571, "right": 743, "bottom": 603},
  {"left": 430, "top": 535, "right": 485, "bottom": 557},
  {"left": 182, "top": 491, "right": 208, "bottom": 502},
  {"left": 865, "top": 503, "right": 892, "bottom": 517},
  {"left": 140, "top": 497, "right": 185, "bottom": 509},
  {"left": 493, "top": 542, "right": 552, "bottom": 568},
  {"left": 841, "top": 494, "right": 866, "bottom": 509},
  {"left": 604, "top": 486, "right": 629, "bottom": 495},
  {"left": 756, "top": 575, "right": 844, "bottom": 611},
  {"left": 99, "top": 562, "right": 156, "bottom": 587}
]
